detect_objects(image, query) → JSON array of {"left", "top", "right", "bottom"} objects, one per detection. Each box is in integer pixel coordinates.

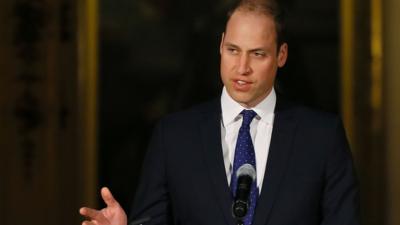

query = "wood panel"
[
  {"left": 0, "top": 0, "right": 98, "bottom": 224},
  {"left": 340, "top": 0, "right": 386, "bottom": 224},
  {"left": 383, "top": 0, "right": 400, "bottom": 224}
]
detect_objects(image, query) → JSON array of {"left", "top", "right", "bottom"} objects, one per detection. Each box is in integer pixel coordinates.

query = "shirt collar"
[{"left": 220, "top": 87, "right": 276, "bottom": 127}]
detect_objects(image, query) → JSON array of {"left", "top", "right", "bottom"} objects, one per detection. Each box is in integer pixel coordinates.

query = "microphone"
[
  {"left": 232, "top": 163, "right": 256, "bottom": 220},
  {"left": 128, "top": 216, "right": 151, "bottom": 225}
]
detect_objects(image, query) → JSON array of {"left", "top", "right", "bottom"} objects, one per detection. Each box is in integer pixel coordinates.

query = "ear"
[
  {"left": 219, "top": 32, "right": 225, "bottom": 54},
  {"left": 277, "top": 43, "right": 288, "bottom": 68}
]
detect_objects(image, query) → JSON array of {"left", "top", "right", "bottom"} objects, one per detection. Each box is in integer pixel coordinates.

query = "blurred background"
[{"left": 0, "top": 0, "right": 399, "bottom": 225}]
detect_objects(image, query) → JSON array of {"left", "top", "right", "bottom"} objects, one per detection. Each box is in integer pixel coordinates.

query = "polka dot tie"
[{"left": 231, "top": 110, "right": 259, "bottom": 225}]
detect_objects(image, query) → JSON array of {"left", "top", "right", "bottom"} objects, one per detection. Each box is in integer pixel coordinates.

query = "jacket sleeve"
[
  {"left": 320, "top": 118, "right": 360, "bottom": 225},
  {"left": 129, "top": 120, "right": 172, "bottom": 225}
]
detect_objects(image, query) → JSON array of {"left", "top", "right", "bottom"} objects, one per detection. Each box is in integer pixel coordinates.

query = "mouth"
[
  {"left": 237, "top": 80, "right": 247, "bottom": 85},
  {"left": 234, "top": 79, "right": 252, "bottom": 85},
  {"left": 233, "top": 79, "right": 252, "bottom": 91}
]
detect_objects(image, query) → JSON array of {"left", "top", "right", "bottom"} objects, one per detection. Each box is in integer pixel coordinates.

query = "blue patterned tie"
[{"left": 231, "top": 110, "right": 258, "bottom": 225}]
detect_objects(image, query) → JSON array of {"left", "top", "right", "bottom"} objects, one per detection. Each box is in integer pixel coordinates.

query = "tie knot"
[{"left": 240, "top": 110, "right": 257, "bottom": 128}]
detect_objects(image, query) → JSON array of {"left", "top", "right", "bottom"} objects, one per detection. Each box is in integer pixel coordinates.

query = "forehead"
[{"left": 224, "top": 10, "right": 277, "bottom": 48}]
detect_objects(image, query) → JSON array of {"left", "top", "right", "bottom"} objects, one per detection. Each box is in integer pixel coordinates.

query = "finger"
[
  {"left": 80, "top": 208, "right": 109, "bottom": 224},
  {"left": 101, "top": 187, "right": 119, "bottom": 207},
  {"left": 82, "top": 220, "right": 97, "bottom": 225},
  {"left": 79, "top": 207, "right": 104, "bottom": 221}
]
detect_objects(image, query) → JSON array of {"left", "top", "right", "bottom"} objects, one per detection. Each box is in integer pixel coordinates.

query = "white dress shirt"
[{"left": 220, "top": 87, "right": 276, "bottom": 192}]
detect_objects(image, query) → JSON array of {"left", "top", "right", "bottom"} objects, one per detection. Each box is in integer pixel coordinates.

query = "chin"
[
  {"left": 226, "top": 88, "right": 254, "bottom": 103},
  {"left": 231, "top": 95, "right": 253, "bottom": 107}
]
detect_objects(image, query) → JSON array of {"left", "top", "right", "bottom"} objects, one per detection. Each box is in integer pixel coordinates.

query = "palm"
[
  {"left": 99, "top": 204, "right": 127, "bottom": 225},
  {"left": 80, "top": 187, "right": 127, "bottom": 225}
]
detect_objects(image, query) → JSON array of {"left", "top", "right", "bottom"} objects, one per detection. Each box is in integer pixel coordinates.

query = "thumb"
[{"left": 101, "top": 187, "right": 119, "bottom": 207}]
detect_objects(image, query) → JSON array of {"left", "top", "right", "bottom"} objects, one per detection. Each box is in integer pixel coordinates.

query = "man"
[{"left": 80, "top": 0, "right": 360, "bottom": 224}]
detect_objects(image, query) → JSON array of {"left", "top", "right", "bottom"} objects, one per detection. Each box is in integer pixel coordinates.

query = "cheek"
[
  {"left": 220, "top": 61, "right": 230, "bottom": 84},
  {"left": 221, "top": 54, "right": 237, "bottom": 68},
  {"left": 220, "top": 57, "right": 234, "bottom": 76},
  {"left": 254, "top": 64, "right": 277, "bottom": 85}
]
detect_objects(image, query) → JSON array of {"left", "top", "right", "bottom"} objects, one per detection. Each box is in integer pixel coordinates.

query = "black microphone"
[{"left": 232, "top": 163, "right": 256, "bottom": 220}]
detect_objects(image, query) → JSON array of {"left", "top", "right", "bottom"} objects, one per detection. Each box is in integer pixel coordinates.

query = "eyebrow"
[
  {"left": 223, "top": 42, "right": 267, "bottom": 53},
  {"left": 224, "top": 42, "right": 240, "bottom": 49}
]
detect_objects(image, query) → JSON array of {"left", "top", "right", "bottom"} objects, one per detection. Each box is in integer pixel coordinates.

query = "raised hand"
[{"left": 79, "top": 187, "right": 128, "bottom": 225}]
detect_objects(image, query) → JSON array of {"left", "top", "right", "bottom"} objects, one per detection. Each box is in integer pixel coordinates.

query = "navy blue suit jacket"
[{"left": 130, "top": 97, "right": 360, "bottom": 225}]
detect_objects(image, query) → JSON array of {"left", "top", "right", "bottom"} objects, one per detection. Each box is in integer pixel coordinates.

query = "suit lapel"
[
  {"left": 252, "top": 99, "right": 298, "bottom": 225},
  {"left": 198, "top": 100, "right": 236, "bottom": 225}
]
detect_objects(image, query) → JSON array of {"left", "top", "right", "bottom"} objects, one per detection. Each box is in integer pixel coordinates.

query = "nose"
[{"left": 237, "top": 54, "right": 251, "bottom": 75}]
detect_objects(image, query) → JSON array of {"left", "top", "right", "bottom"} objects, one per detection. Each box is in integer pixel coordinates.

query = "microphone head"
[{"left": 236, "top": 163, "right": 256, "bottom": 181}]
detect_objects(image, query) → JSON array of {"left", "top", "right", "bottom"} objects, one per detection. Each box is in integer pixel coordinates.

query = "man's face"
[{"left": 220, "top": 10, "right": 288, "bottom": 108}]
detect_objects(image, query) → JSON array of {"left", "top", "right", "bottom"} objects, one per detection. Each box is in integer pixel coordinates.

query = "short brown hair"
[{"left": 226, "top": 0, "right": 287, "bottom": 48}]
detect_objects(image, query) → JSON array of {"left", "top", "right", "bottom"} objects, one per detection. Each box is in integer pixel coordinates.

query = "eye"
[
  {"left": 253, "top": 51, "right": 266, "bottom": 57},
  {"left": 227, "top": 47, "right": 239, "bottom": 55}
]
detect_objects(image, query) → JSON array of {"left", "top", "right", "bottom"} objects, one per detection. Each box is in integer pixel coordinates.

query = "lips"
[{"left": 232, "top": 79, "right": 252, "bottom": 91}]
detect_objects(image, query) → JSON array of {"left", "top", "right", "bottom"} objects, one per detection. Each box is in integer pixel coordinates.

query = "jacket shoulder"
[
  {"left": 276, "top": 96, "right": 340, "bottom": 124},
  {"left": 154, "top": 99, "right": 220, "bottom": 130}
]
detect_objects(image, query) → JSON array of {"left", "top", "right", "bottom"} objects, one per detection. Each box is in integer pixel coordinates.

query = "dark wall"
[{"left": 98, "top": 0, "right": 340, "bottom": 213}]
